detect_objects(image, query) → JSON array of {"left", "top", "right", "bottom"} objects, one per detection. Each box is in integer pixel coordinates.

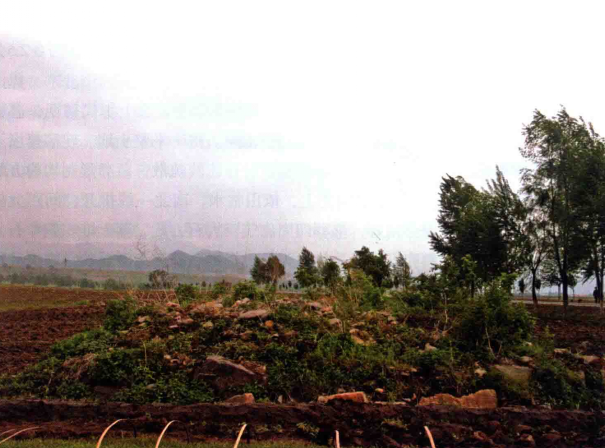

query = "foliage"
[
  {"left": 294, "top": 247, "right": 320, "bottom": 288},
  {"left": 520, "top": 107, "right": 604, "bottom": 310},
  {"left": 175, "top": 283, "right": 197, "bottom": 305},
  {"left": 393, "top": 252, "right": 412, "bottom": 289},
  {"left": 148, "top": 269, "right": 176, "bottom": 289},
  {"left": 250, "top": 256, "right": 271, "bottom": 285},
  {"left": 232, "top": 280, "right": 260, "bottom": 301},
  {"left": 266, "top": 255, "right": 286, "bottom": 285},
  {"left": 103, "top": 297, "right": 137, "bottom": 332},
  {"left": 454, "top": 274, "right": 535, "bottom": 359},
  {"left": 320, "top": 258, "right": 341, "bottom": 290},
  {"left": 211, "top": 280, "right": 231, "bottom": 299},
  {"left": 343, "top": 246, "right": 391, "bottom": 287}
]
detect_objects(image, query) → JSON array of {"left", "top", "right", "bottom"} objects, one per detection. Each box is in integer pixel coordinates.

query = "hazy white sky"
[{"left": 1, "top": 1, "right": 605, "bottom": 271}]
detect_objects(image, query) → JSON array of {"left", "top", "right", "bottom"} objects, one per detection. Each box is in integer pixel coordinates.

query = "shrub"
[
  {"left": 454, "top": 274, "right": 534, "bottom": 359},
  {"left": 175, "top": 283, "right": 197, "bottom": 305},
  {"left": 211, "top": 281, "right": 231, "bottom": 299},
  {"left": 104, "top": 297, "right": 137, "bottom": 332},
  {"left": 51, "top": 329, "right": 114, "bottom": 360},
  {"left": 233, "top": 280, "right": 259, "bottom": 301}
]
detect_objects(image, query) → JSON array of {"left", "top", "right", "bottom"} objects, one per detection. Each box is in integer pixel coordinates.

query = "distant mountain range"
[{"left": 0, "top": 250, "right": 299, "bottom": 277}]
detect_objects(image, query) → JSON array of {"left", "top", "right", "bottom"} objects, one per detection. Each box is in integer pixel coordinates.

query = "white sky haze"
[{"left": 1, "top": 1, "right": 605, "bottom": 274}]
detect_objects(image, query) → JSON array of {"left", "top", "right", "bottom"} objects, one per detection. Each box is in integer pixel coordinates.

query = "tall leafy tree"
[
  {"left": 393, "top": 252, "right": 412, "bottom": 289},
  {"left": 520, "top": 108, "right": 591, "bottom": 313},
  {"left": 266, "top": 255, "right": 285, "bottom": 285},
  {"left": 343, "top": 246, "right": 391, "bottom": 287},
  {"left": 320, "top": 258, "right": 341, "bottom": 291},
  {"left": 429, "top": 173, "right": 516, "bottom": 296},
  {"left": 572, "top": 125, "right": 605, "bottom": 309},
  {"left": 294, "top": 247, "right": 320, "bottom": 288},
  {"left": 250, "top": 256, "right": 271, "bottom": 285}
]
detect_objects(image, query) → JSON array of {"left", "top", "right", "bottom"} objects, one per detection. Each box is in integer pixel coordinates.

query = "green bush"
[
  {"left": 175, "top": 283, "right": 197, "bottom": 305},
  {"left": 104, "top": 297, "right": 137, "bottom": 332},
  {"left": 50, "top": 329, "right": 113, "bottom": 360},
  {"left": 233, "top": 280, "right": 259, "bottom": 301},
  {"left": 211, "top": 281, "right": 231, "bottom": 299},
  {"left": 454, "top": 275, "right": 534, "bottom": 358}
]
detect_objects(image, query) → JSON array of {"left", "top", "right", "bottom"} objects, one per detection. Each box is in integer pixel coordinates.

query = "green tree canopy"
[
  {"left": 343, "top": 246, "right": 391, "bottom": 287},
  {"left": 294, "top": 247, "right": 320, "bottom": 288}
]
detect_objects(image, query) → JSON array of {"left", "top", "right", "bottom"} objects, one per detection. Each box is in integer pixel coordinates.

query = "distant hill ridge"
[{"left": 0, "top": 250, "right": 299, "bottom": 277}]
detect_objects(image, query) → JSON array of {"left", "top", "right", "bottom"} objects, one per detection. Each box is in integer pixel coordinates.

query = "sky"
[{"left": 1, "top": 1, "right": 605, "bottom": 274}]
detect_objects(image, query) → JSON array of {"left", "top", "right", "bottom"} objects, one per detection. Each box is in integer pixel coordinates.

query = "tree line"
[
  {"left": 249, "top": 246, "right": 414, "bottom": 293},
  {"left": 429, "top": 107, "right": 605, "bottom": 312}
]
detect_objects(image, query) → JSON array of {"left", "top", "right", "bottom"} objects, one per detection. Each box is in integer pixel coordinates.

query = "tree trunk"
[
  {"left": 561, "top": 274, "right": 569, "bottom": 317},
  {"left": 531, "top": 269, "right": 539, "bottom": 311}
]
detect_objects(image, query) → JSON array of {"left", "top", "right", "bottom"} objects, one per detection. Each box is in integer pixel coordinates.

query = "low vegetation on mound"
[{"left": 1, "top": 270, "right": 603, "bottom": 411}]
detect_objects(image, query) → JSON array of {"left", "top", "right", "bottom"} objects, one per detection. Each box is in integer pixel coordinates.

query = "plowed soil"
[
  {"left": 0, "top": 306, "right": 105, "bottom": 375},
  {"left": 0, "top": 285, "right": 121, "bottom": 375}
]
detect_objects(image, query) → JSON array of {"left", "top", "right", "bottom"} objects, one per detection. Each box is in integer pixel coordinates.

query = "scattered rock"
[
  {"left": 518, "top": 433, "right": 535, "bottom": 447},
  {"left": 317, "top": 391, "right": 369, "bottom": 404},
  {"left": 239, "top": 309, "right": 271, "bottom": 320},
  {"left": 202, "top": 321, "right": 214, "bottom": 329},
  {"left": 307, "top": 302, "right": 322, "bottom": 310},
  {"left": 418, "top": 389, "right": 497, "bottom": 409},
  {"left": 166, "top": 302, "right": 180, "bottom": 309},
  {"left": 224, "top": 393, "right": 255, "bottom": 404},
  {"left": 474, "top": 367, "right": 487, "bottom": 378},
  {"left": 193, "top": 355, "right": 267, "bottom": 391},
  {"left": 264, "top": 320, "right": 274, "bottom": 330},
  {"left": 137, "top": 316, "right": 150, "bottom": 324},
  {"left": 554, "top": 348, "right": 570, "bottom": 355},
  {"left": 519, "top": 356, "right": 533, "bottom": 366},
  {"left": 472, "top": 431, "right": 489, "bottom": 442},
  {"left": 576, "top": 354, "right": 601, "bottom": 365},
  {"left": 516, "top": 424, "right": 532, "bottom": 434},
  {"left": 240, "top": 330, "right": 254, "bottom": 341},
  {"left": 168, "top": 325, "right": 179, "bottom": 330},
  {"left": 234, "top": 298, "right": 251, "bottom": 307},
  {"left": 494, "top": 365, "right": 532, "bottom": 386},
  {"left": 351, "top": 335, "right": 371, "bottom": 346},
  {"left": 424, "top": 343, "right": 438, "bottom": 352},
  {"left": 181, "top": 317, "right": 194, "bottom": 326},
  {"left": 328, "top": 318, "right": 342, "bottom": 329}
]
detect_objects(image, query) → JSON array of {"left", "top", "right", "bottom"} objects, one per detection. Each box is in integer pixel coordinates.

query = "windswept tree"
[
  {"left": 520, "top": 108, "right": 594, "bottom": 313},
  {"left": 572, "top": 126, "right": 605, "bottom": 308},
  {"left": 250, "top": 256, "right": 271, "bottom": 285},
  {"left": 320, "top": 258, "right": 341, "bottom": 290},
  {"left": 393, "top": 252, "right": 412, "bottom": 289},
  {"left": 266, "top": 255, "right": 286, "bottom": 285},
  {"left": 148, "top": 269, "right": 176, "bottom": 289},
  {"left": 429, "top": 173, "right": 520, "bottom": 296},
  {"left": 343, "top": 246, "right": 391, "bottom": 287},
  {"left": 294, "top": 247, "right": 320, "bottom": 288}
]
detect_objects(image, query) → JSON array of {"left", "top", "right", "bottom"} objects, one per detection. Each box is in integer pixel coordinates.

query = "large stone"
[
  {"left": 193, "top": 355, "right": 267, "bottom": 391},
  {"left": 317, "top": 391, "right": 369, "bottom": 404},
  {"left": 494, "top": 365, "right": 532, "bottom": 386},
  {"left": 238, "top": 309, "right": 271, "bottom": 320},
  {"left": 418, "top": 389, "right": 497, "bottom": 409},
  {"left": 224, "top": 393, "right": 255, "bottom": 404}
]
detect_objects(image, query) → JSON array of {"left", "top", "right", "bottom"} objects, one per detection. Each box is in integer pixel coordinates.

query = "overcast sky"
[{"left": 1, "top": 1, "right": 605, "bottom": 272}]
